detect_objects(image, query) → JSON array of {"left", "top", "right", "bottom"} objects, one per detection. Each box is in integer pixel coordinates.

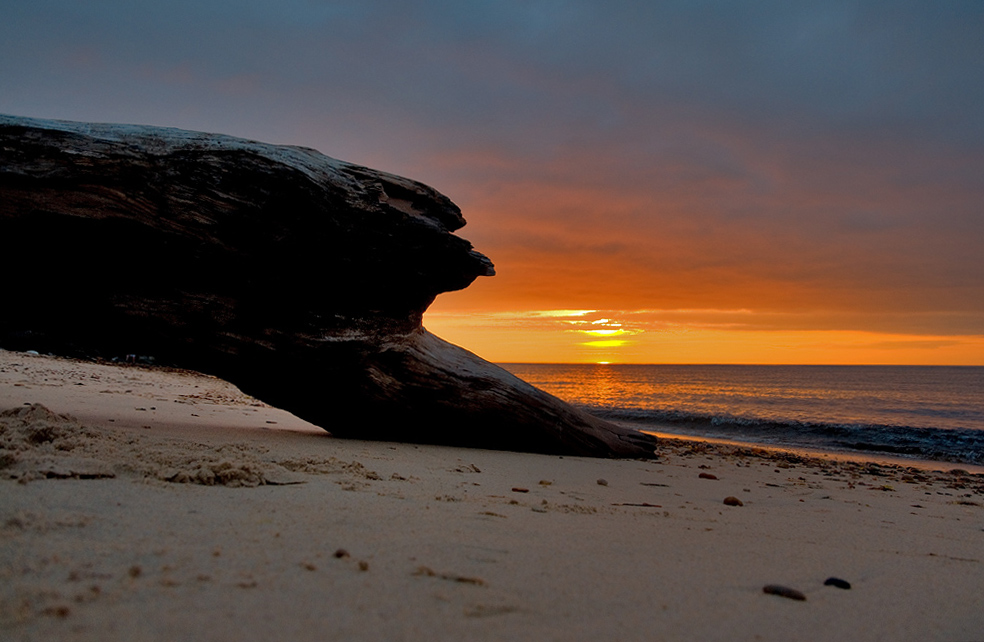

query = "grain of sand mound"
[{"left": 0, "top": 403, "right": 301, "bottom": 486}]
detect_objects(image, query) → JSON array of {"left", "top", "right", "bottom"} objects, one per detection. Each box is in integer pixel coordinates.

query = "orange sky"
[
  {"left": 422, "top": 134, "right": 984, "bottom": 365},
  {"left": 3, "top": 2, "right": 982, "bottom": 364},
  {"left": 424, "top": 304, "right": 984, "bottom": 365}
]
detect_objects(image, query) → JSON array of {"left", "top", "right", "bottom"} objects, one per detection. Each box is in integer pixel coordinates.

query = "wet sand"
[{"left": 2, "top": 349, "right": 982, "bottom": 641}]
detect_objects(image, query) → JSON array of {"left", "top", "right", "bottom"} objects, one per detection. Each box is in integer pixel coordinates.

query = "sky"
[{"left": 2, "top": 0, "right": 983, "bottom": 364}]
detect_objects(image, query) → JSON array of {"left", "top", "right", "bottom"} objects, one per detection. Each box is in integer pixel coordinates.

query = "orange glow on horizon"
[
  {"left": 418, "top": 119, "right": 984, "bottom": 367},
  {"left": 424, "top": 304, "right": 984, "bottom": 366}
]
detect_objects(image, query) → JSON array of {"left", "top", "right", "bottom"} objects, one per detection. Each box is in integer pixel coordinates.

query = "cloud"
[{"left": 2, "top": 0, "right": 982, "bottom": 360}]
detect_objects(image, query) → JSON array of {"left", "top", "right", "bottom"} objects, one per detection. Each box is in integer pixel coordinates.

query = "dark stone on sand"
[
  {"left": 698, "top": 472, "right": 718, "bottom": 480},
  {"left": 762, "top": 584, "right": 807, "bottom": 601},
  {"left": 824, "top": 577, "right": 852, "bottom": 590},
  {"left": 0, "top": 114, "right": 657, "bottom": 458},
  {"left": 723, "top": 496, "right": 744, "bottom": 506}
]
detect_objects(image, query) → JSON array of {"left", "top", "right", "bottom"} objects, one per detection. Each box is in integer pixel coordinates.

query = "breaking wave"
[{"left": 587, "top": 405, "right": 984, "bottom": 467}]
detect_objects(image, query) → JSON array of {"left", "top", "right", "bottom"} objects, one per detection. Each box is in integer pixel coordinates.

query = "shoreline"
[
  {"left": 506, "top": 362, "right": 984, "bottom": 470},
  {"left": 2, "top": 349, "right": 983, "bottom": 640},
  {"left": 6, "top": 349, "right": 980, "bottom": 472},
  {"left": 640, "top": 429, "right": 984, "bottom": 475}
]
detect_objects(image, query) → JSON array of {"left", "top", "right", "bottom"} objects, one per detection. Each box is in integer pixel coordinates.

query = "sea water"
[{"left": 499, "top": 364, "right": 984, "bottom": 467}]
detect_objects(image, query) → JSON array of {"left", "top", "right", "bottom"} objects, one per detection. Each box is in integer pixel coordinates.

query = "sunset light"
[
  {"left": 3, "top": 4, "right": 983, "bottom": 637},
  {"left": 4, "top": 1, "right": 982, "bottom": 367},
  {"left": 425, "top": 304, "right": 984, "bottom": 365}
]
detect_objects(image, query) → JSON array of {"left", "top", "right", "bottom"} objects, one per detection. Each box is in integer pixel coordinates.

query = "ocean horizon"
[{"left": 499, "top": 363, "right": 984, "bottom": 468}]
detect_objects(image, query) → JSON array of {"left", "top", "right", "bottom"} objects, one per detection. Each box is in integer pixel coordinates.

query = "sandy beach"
[{"left": 2, "top": 349, "right": 982, "bottom": 641}]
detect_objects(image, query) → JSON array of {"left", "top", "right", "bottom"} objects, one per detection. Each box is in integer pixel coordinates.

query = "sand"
[{"left": 1, "top": 349, "right": 982, "bottom": 641}]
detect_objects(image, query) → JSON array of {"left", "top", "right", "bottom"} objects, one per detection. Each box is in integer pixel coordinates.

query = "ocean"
[{"left": 499, "top": 364, "right": 984, "bottom": 468}]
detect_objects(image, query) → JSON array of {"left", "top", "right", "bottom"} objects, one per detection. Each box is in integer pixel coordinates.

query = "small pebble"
[
  {"left": 511, "top": 487, "right": 529, "bottom": 493},
  {"left": 723, "top": 496, "right": 744, "bottom": 507},
  {"left": 597, "top": 479, "right": 609, "bottom": 486},
  {"left": 699, "top": 472, "right": 718, "bottom": 480},
  {"left": 358, "top": 560, "right": 369, "bottom": 571},
  {"left": 333, "top": 548, "right": 350, "bottom": 559},
  {"left": 824, "top": 577, "right": 851, "bottom": 590},
  {"left": 42, "top": 605, "right": 71, "bottom": 618},
  {"left": 763, "top": 584, "right": 806, "bottom": 601}
]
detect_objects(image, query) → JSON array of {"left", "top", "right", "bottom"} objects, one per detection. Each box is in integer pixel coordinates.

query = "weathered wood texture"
[{"left": 0, "top": 115, "right": 656, "bottom": 457}]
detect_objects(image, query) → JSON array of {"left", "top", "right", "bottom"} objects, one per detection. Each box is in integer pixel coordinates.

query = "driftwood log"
[{"left": 0, "top": 114, "right": 656, "bottom": 457}]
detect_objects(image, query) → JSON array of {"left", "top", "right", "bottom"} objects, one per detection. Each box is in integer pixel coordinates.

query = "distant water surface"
[{"left": 499, "top": 364, "right": 984, "bottom": 467}]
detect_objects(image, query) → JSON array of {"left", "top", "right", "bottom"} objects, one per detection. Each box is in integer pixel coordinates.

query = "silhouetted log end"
[{"left": 0, "top": 114, "right": 655, "bottom": 459}]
